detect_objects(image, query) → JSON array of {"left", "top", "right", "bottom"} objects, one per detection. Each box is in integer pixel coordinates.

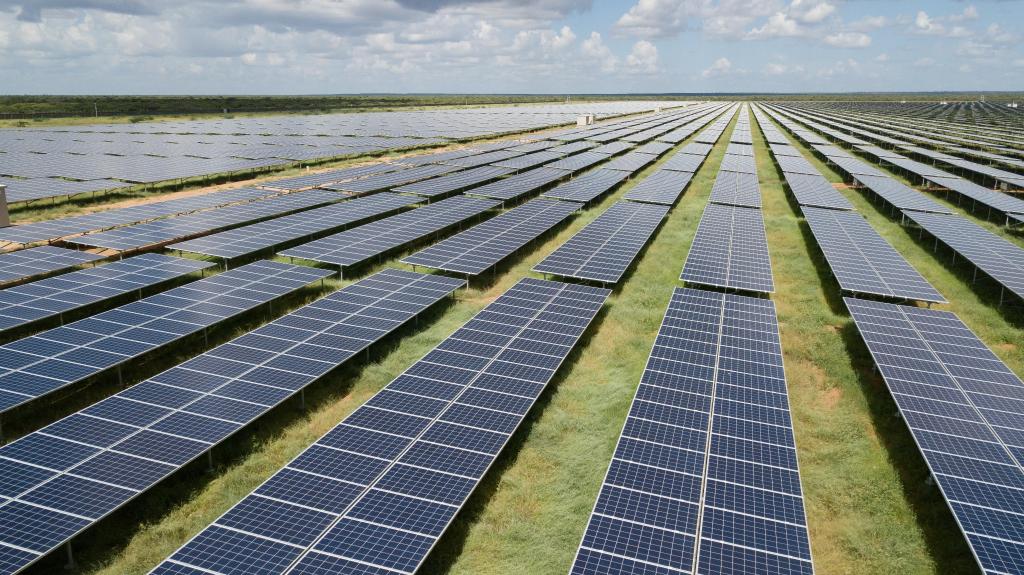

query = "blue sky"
[{"left": 0, "top": 0, "right": 1021, "bottom": 94}]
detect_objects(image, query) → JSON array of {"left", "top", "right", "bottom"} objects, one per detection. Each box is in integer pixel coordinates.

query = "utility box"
[
  {"left": 576, "top": 114, "right": 595, "bottom": 126},
  {"left": 0, "top": 185, "right": 9, "bottom": 228}
]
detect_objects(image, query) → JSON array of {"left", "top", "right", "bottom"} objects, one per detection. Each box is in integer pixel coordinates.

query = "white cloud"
[
  {"left": 949, "top": 5, "right": 978, "bottom": 23},
  {"left": 788, "top": 0, "right": 834, "bottom": 24},
  {"left": 764, "top": 61, "right": 803, "bottom": 75},
  {"left": 625, "top": 39, "right": 659, "bottom": 73},
  {"left": 875, "top": 52, "right": 888, "bottom": 62},
  {"left": 914, "top": 56, "right": 936, "bottom": 67},
  {"left": 614, "top": 0, "right": 694, "bottom": 38},
  {"left": 702, "top": 56, "right": 733, "bottom": 78},
  {"left": 746, "top": 12, "right": 803, "bottom": 39},
  {"left": 824, "top": 31, "right": 870, "bottom": 48},
  {"left": 580, "top": 31, "right": 618, "bottom": 72}
]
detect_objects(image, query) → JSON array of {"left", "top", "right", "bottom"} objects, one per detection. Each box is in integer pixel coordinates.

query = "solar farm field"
[{"left": 0, "top": 98, "right": 1021, "bottom": 575}]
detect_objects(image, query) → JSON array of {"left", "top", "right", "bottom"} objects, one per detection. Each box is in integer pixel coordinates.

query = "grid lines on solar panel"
[
  {"left": 904, "top": 211, "right": 1024, "bottom": 302},
  {"left": 0, "top": 253, "right": 214, "bottom": 335},
  {"left": 603, "top": 151, "right": 658, "bottom": 174},
  {"left": 0, "top": 260, "right": 332, "bottom": 417},
  {"left": 166, "top": 193, "right": 423, "bottom": 260},
  {"left": 260, "top": 164, "right": 402, "bottom": 191},
  {"left": 709, "top": 171, "right": 762, "bottom": 209},
  {"left": 533, "top": 201, "right": 669, "bottom": 284},
  {"left": 802, "top": 207, "right": 945, "bottom": 303},
  {"left": 279, "top": 196, "right": 499, "bottom": 270},
  {"left": 0, "top": 187, "right": 275, "bottom": 246},
  {"left": 401, "top": 199, "right": 578, "bottom": 275},
  {"left": 541, "top": 169, "right": 629, "bottom": 204},
  {"left": 853, "top": 175, "right": 952, "bottom": 214},
  {"left": 326, "top": 164, "right": 461, "bottom": 195},
  {"left": 927, "top": 176, "right": 1024, "bottom": 220},
  {"left": 780, "top": 172, "right": 853, "bottom": 211},
  {"left": 569, "top": 288, "right": 814, "bottom": 575},
  {"left": 0, "top": 247, "right": 104, "bottom": 285},
  {"left": 68, "top": 190, "right": 344, "bottom": 252},
  {"left": 624, "top": 169, "right": 695, "bottom": 206},
  {"left": 844, "top": 297, "right": 1024, "bottom": 575},
  {"left": 0, "top": 268, "right": 464, "bottom": 575},
  {"left": 544, "top": 151, "right": 610, "bottom": 173},
  {"left": 681, "top": 204, "right": 774, "bottom": 294},
  {"left": 463, "top": 166, "right": 569, "bottom": 202},
  {"left": 151, "top": 277, "right": 609, "bottom": 575},
  {"left": 391, "top": 166, "right": 512, "bottom": 198}
]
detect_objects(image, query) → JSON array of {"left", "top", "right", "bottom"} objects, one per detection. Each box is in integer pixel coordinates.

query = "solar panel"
[
  {"left": 491, "top": 150, "right": 565, "bottom": 170},
  {"left": 153, "top": 277, "right": 608, "bottom": 575},
  {"left": 603, "top": 151, "right": 657, "bottom": 173},
  {"left": 534, "top": 201, "right": 669, "bottom": 284},
  {"left": 280, "top": 196, "right": 499, "bottom": 271},
  {"left": 719, "top": 154, "right": 757, "bottom": 175},
  {"left": 623, "top": 168, "right": 695, "bottom": 206},
  {"left": 661, "top": 151, "right": 707, "bottom": 174},
  {"left": 0, "top": 188, "right": 276, "bottom": 246},
  {"left": 781, "top": 172, "right": 853, "bottom": 210},
  {"left": 681, "top": 203, "right": 774, "bottom": 293},
  {"left": 725, "top": 142, "right": 754, "bottom": 156},
  {"left": 326, "top": 164, "right": 460, "bottom": 195},
  {"left": 402, "top": 199, "right": 578, "bottom": 275},
  {"left": 167, "top": 193, "right": 423, "bottom": 260},
  {"left": 709, "top": 171, "right": 761, "bottom": 208},
  {"left": 0, "top": 254, "right": 214, "bottom": 335},
  {"left": 928, "top": 176, "right": 1024, "bottom": 220},
  {"left": 845, "top": 297, "right": 1024, "bottom": 575},
  {"left": 0, "top": 261, "right": 331, "bottom": 417},
  {"left": 508, "top": 140, "right": 561, "bottom": 153},
  {"left": 464, "top": 166, "right": 568, "bottom": 202},
  {"left": 68, "top": 190, "right": 343, "bottom": 252},
  {"left": 775, "top": 154, "right": 819, "bottom": 175},
  {"left": 540, "top": 169, "right": 628, "bottom": 204},
  {"left": 571, "top": 287, "right": 814, "bottom": 575},
  {"left": 679, "top": 142, "right": 714, "bottom": 156},
  {"left": 0, "top": 247, "right": 104, "bottom": 285},
  {"left": 549, "top": 141, "right": 597, "bottom": 154},
  {"left": 802, "top": 207, "right": 945, "bottom": 302},
  {"left": 391, "top": 148, "right": 489, "bottom": 167},
  {"left": 904, "top": 211, "right": 1024, "bottom": 303},
  {"left": 852, "top": 175, "right": 953, "bottom": 215},
  {"left": 544, "top": 151, "right": 609, "bottom": 173},
  {"left": 0, "top": 268, "right": 464, "bottom": 575},
  {"left": 442, "top": 149, "right": 523, "bottom": 168},
  {"left": 391, "top": 166, "right": 512, "bottom": 198},
  {"left": 634, "top": 141, "right": 675, "bottom": 157},
  {"left": 259, "top": 164, "right": 402, "bottom": 191},
  {"left": 591, "top": 141, "right": 634, "bottom": 155}
]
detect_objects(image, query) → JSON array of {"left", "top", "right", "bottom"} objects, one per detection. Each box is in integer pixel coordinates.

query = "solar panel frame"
[
  {"left": 709, "top": 171, "right": 762, "bottom": 208},
  {"left": 0, "top": 247, "right": 104, "bottom": 285},
  {"left": 390, "top": 166, "right": 513, "bottom": 198},
  {"left": 781, "top": 172, "right": 854, "bottom": 211},
  {"left": 541, "top": 169, "right": 630, "bottom": 204},
  {"left": 463, "top": 166, "right": 568, "bottom": 202},
  {"left": 0, "top": 254, "right": 215, "bottom": 335},
  {"left": 167, "top": 193, "right": 424, "bottom": 260},
  {"left": 570, "top": 288, "right": 814, "bottom": 575},
  {"left": 533, "top": 201, "right": 669, "bottom": 284},
  {"left": 0, "top": 261, "right": 332, "bottom": 417},
  {"left": 602, "top": 151, "right": 658, "bottom": 173},
  {"left": 623, "top": 168, "right": 695, "bottom": 206},
  {"left": 401, "top": 199, "right": 578, "bottom": 275},
  {"left": 0, "top": 268, "right": 464, "bottom": 575},
  {"left": 844, "top": 297, "right": 1024, "bottom": 575},
  {"left": 152, "top": 277, "right": 608, "bottom": 575},
  {"left": 681, "top": 203, "right": 774, "bottom": 293},
  {"left": 279, "top": 196, "right": 500, "bottom": 270},
  {"left": 802, "top": 207, "right": 945, "bottom": 302}
]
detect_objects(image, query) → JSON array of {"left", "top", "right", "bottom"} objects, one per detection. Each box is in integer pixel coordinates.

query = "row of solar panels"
[
  {"left": 758, "top": 103, "right": 1024, "bottom": 575},
  {"left": 764, "top": 105, "right": 1024, "bottom": 306}
]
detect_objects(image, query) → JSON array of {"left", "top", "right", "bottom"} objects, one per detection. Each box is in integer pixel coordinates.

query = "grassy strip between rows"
[{"left": 43, "top": 104, "right": 1018, "bottom": 575}]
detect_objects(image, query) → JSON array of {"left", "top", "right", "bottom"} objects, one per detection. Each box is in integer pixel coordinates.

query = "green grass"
[{"left": 18, "top": 104, "right": 1018, "bottom": 575}]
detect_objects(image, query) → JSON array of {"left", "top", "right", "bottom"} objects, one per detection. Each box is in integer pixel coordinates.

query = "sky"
[{"left": 0, "top": 0, "right": 1022, "bottom": 94}]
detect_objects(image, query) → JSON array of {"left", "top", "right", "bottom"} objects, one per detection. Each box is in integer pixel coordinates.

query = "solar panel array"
[
  {"left": 167, "top": 193, "right": 423, "bottom": 260},
  {"left": 391, "top": 166, "right": 512, "bottom": 198},
  {"left": 904, "top": 211, "right": 1024, "bottom": 302},
  {"left": 571, "top": 288, "right": 813, "bottom": 575},
  {"left": 0, "top": 254, "right": 213, "bottom": 334},
  {"left": 534, "top": 201, "right": 669, "bottom": 284},
  {"left": 709, "top": 108, "right": 763, "bottom": 209},
  {"left": 402, "top": 199, "right": 578, "bottom": 275},
  {"left": 0, "top": 268, "right": 464, "bottom": 575},
  {"left": 0, "top": 247, "right": 103, "bottom": 285},
  {"left": 541, "top": 169, "right": 629, "bottom": 204},
  {"left": 603, "top": 151, "right": 657, "bottom": 174},
  {"left": 544, "top": 151, "right": 609, "bottom": 173},
  {"left": 154, "top": 277, "right": 609, "bottom": 575},
  {"left": 928, "top": 176, "right": 1024, "bottom": 222},
  {"left": 280, "top": 196, "right": 499, "bottom": 270},
  {"left": 68, "top": 190, "right": 343, "bottom": 252},
  {"left": 845, "top": 298, "right": 1024, "bottom": 575},
  {"left": 464, "top": 166, "right": 568, "bottom": 202},
  {"left": 492, "top": 150, "right": 565, "bottom": 170},
  {"left": 623, "top": 168, "right": 695, "bottom": 206},
  {"left": 0, "top": 187, "right": 276, "bottom": 246},
  {"left": 326, "top": 164, "right": 459, "bottom": 195},
  {"left": 0, "top": 261, "right": 331, "bottom": 415},
  {"left": 681, "top": 203, "right": 774, "bottom": 293},
  {"left": 259, "top": 164, "right": 402, "bottom": 192},
  {"left": 802, "top": 207, "right": 945, "bottom": 302}
]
